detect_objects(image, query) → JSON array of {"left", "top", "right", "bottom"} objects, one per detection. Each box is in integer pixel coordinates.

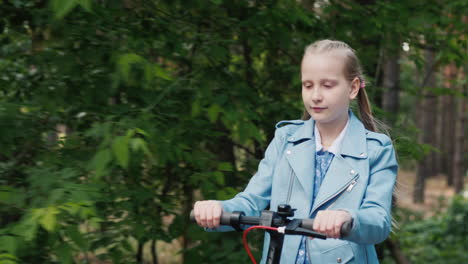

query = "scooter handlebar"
[{"left": 190, "top": 210, "right": 353, "bottom": 238}]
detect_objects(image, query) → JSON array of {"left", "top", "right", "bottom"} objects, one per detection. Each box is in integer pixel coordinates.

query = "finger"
[
  {"left": 317, "top": 211, "right": 328, "bottom": 235},
  {"left": 321, "top": 211, "right": 330, "bottom": 236},
  {"left": 333, "top": 216, "right": 343, "bottom": 239},
  {"left": 206, "top": 204, "right": 214, "bottom": 229},
  {"left": 332, "top": 212, "right": 344, "bottom": 239},
  {"left": 313, "top": 211, "right": 322, "bottom": 232},
  {"left": 212, "top": 203, "right": 222, "bottom": 228},
  {"left": 324, "top": 211, "right": 335, "bottom": 238},
  {"left": 199, "top": 204, "right": 208, "bottom": 227},
  {"left": 193, "top": 202, "right": 202, "bottom": 225}
]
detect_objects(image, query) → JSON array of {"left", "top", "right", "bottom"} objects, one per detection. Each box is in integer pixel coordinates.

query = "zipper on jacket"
[
  {"left": 305, "top": 177, "right": 358, "bottom": 263},
  {"left": 325, "top": 178, "right": 358, "bottom": 210},
  {"left": 346, "top": 179, "right": 357, "bottom": 192},
  {"left": 311, "top": 175, "right": 359, "bottom": 215},
  {"left": 285, "top": 167, "right": 295, "bottom": 204}
]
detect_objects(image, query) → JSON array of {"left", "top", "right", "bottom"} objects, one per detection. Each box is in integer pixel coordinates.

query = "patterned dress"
[{"left": 295, "top": 149, "right": 335, "bottom": 264}]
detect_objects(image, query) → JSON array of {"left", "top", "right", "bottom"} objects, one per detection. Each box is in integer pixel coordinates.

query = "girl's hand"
[
  {"left": 312, "top": 210, "right": 352, "bottom": 239},
  {"left": 193, "top": 200, "right": 223, "bottom": 229}
]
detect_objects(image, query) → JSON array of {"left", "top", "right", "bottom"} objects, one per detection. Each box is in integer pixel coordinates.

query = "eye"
[
  {"left": 303, "top": 83, "right": 312, "bottom": 89},
  {"left": 323, "top": 83, "right": 333, "bottom": 88}
]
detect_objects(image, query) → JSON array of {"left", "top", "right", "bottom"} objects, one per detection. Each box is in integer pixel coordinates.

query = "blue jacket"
[{"left": 219, "top": 111, "right": 398, "bottom": 264}]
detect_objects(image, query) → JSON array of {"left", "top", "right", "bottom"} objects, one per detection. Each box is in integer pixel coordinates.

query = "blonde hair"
[{"left": 300, "top": 39, "right": 382, "bottom": 132}]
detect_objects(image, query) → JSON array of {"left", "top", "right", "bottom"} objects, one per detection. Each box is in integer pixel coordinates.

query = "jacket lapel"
[
  {"left": 310, "top": 111, "right": 368, "bottom": 213},
  {"left": 284, "top": 111, "right": 368, "bottom": 214},
  {"left": 285, "top": 118, "right": 315, "bottom": 207},
  {"left": 310, "top": 154, "right": 357, "bottom": 213}
]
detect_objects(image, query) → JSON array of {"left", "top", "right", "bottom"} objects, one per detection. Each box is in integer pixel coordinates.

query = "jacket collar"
[
  {"left": 286, "top": 118, "right": 313, "bottom": 143},
  {"left": 287, "top": 110, "right": 367, "bottom": 159},
  {"left": 340, "top": 111, "right": 368, "bottom": 159}
]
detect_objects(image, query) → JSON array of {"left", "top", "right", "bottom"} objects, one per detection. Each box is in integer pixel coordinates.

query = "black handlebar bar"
[
  {"left": 190, "top": 208, "right": 353, "bottom": 239},
  {"left": 190, "top": 204, "right": 353, "bottom": 264}
]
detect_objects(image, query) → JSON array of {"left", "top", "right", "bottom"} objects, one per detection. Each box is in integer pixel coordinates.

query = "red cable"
[{"left": 242, "top": 226, "right": 279, "bottom": 264}]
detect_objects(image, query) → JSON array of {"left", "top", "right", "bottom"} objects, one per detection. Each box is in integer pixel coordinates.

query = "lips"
[{"left": 311, "top": 107, "right": 327, "bottom": 112}]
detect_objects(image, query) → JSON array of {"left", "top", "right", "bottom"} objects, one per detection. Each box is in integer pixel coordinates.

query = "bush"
[{"left": 396, "top": 195, "right": 468, "bottom": 263}]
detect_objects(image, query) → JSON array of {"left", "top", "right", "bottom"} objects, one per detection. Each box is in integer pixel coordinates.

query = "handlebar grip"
[
  {"left": 340, "top": 219, "right": 353, "bottom": 237},
  {"left": 300, "top": 218, "right": 353, "bottom": 238},
  {"left": 189, "top": 210, "right": 237, "bottom": 225},
  {"left": 300, "top": 219, "right": 314, "bottom": 230},
  {"left": 189, "top": 210, "right": 195, "bottom": 222},
  {"left": 220, "top": 211, "right": 235, "bottom": 225}
]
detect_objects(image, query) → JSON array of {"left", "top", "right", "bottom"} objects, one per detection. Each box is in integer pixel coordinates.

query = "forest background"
[{"left": 0, "top": 0, "right": 466, "bottom": 264}]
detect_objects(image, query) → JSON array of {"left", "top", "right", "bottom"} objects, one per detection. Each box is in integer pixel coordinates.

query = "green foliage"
[
  {"left": 50, "top": 0, "right": 92, "bottom": 19},
  {"left": 394, "top": 195, "right": 468, "bottom": 263},
  {"left": 0, "top": 0, "right": 466, "bottom": 263},
  {"left": 185, "top": 225, "right": 264, "bottom": 264}
]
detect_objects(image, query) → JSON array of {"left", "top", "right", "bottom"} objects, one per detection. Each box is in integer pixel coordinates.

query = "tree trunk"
[
  {"left": 136, "top": 240, "right": 144, "bottom": 263},
  {"left": 433, "top": 95, "right": 444, "bottom": 176},
  {"left": 414, "top": 97, "right": 428, "bottom": 203},
  {"left": 151, "top": 239, "right": 158, "bottom": 264},
  {"left": 442, "top": 64, "right": 457, "bottom": 185},
  {"left": 414, "top": 49, "right": 437, "bottom": 203},
  {"left": 382, "top": 40, "right": 400, "bottom": 122},
  {"left": 452, "top": 68, "right": 465, "bottom": 193}
]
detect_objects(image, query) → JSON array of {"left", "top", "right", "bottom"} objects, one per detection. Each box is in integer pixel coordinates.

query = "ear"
[{"left": 349, "top": 77, "right": 360, "bottom": 100}]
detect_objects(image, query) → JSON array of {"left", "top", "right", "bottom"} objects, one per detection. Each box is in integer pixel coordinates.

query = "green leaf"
[
  {"left": 92, "top": 149, "right": 112, "bottom": 178},
  {"left": 0, "top": 185, "right": 17, "bottom": 202},
  {"left": 88, "top": 217, "right": 101, "bottom": 230},
  {"left": 0, "top": 253, "right": 19, "bottom": 264},
  {"left": 56, "top": 243, "right": 73, "bottom": 264},
  {"left": 121, "top": 239, "right": 133, "bottom": 252},
  {"left": 66, "top": 225, "right": 86, "bottom": 249},
  {"left": 0, "top": 236, "right": 17, "bottom": 254},
  {"left": 112, "top": 136, "right": 129, "bottom": 168},
  {"left": 153, "top": 64, "right": 172, "bottom": 81},
  {"left": 134, "top": 128, "right": 149, "bottom": 137},
  {"left": 51, "top": 0, "right": 79, "bottom": 19},
  {"left": 216, "top": 187, "right": 238, "bottom": 200},
  {"left": 79, "top": 206, "right": 96, "bottom": 219},
  {"left": 60, "top": 202, "right": 80, "bottom": 215},
  {"left": 12, "top": 213, "right": 39, "bottom": 241},
  {"left": 207, "top": 104, "right": 222, "bottom": 123},
  {"left": 130, "top": 138, "right": 152, "bottom": 159},
  {"left": 39, "top": 207, "right": 59, "bottom": 232},
  {"left": 191, "top": 100, "right": 202, "bottom": 117},
  {"left": 213, "top": 171, "right": 224, "bottom": 185},
  {"left": 78, "top": 0, "right": 92, "bottom": 12},
  {"left": 117, "top": 53, "right": 145, "bottom": 83},
  {"left": 217, "top": 162, "right": 233, "bottom": 172}
]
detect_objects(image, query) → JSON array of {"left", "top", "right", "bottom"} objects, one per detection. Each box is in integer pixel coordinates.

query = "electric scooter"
[{"left": 191, "top": 204, "right": 352, "bottom": 264}]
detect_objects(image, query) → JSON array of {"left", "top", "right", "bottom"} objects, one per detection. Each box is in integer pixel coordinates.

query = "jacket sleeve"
[
  {"left": 219, "top": 128, "right": 285, "bottom": 221},
  {"left": 343, "top": 140, "right": 398, "bottom": 244}
]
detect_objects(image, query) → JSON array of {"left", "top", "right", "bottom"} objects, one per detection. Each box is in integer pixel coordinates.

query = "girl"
[{"left": 193, "top": 39, "right": 398, "bottom": 264}]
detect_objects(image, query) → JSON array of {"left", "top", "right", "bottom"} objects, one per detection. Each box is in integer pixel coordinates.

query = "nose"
[{"left": 311, "top": 87, "right": 323, "bottom": 103}]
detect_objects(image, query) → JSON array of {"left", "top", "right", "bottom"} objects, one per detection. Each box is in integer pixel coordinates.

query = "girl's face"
[{"left": 301, "top": 52, "right": 360, "bottom": 127}]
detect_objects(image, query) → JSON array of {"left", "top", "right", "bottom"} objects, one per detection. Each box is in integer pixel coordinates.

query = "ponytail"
[
  {"left": 357, "top": 86, "right": 388, "bottom": 134},
  {"left": 357, "top": 88, "right": 376, "bottom": 131}
]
